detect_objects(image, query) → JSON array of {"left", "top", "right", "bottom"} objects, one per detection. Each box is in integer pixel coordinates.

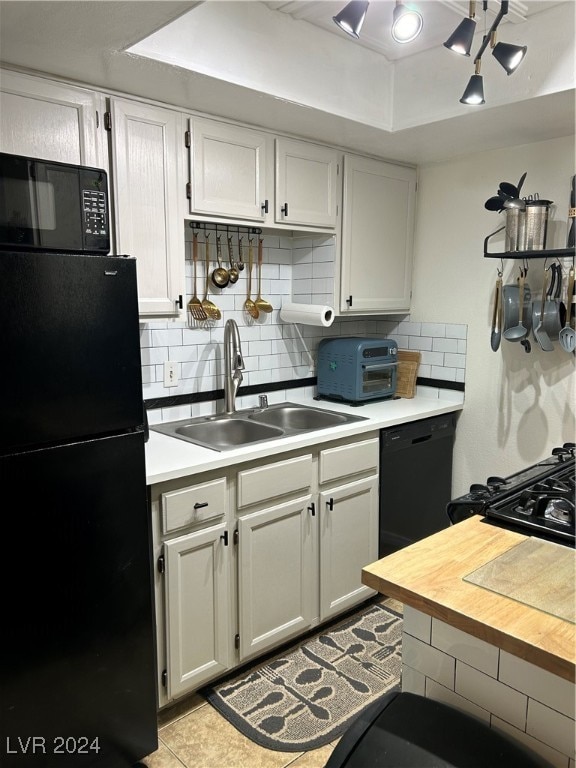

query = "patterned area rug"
[{"left": 202, "top": 602, "right": 402, "bottom": 751}]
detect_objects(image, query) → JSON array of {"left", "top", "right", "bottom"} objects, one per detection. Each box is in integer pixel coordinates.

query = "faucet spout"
[{"left": 224, "top": 319, "right": 245, "bottom": 414}]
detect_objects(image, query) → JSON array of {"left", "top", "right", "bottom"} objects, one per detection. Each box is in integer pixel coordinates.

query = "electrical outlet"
[{"left": 163, "top": 361, "right": 179, "bottom": 388}]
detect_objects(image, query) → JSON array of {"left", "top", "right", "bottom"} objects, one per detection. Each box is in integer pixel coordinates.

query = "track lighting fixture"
[
  {"left": 391, "top": 1, "right": 423, "bottom": 44},
  {"left": 492, "top": 41, "right": 527, "bottom": 74},
  {"left": 460, "top": 59, "right": 485, "bottom": 105},
  {"left": 333, "top": 0, "right": 423, "bottom": 44},
  {"left": 444, "top": 1, "right": 476, "bottom": 56},
  {"left": 445, "top": 1, "right": 527, "bottom": 105},
  {"left": 332, "top": 0, "right": 369, "bottom": 39}
]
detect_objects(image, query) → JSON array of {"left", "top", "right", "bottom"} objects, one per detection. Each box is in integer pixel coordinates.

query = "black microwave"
[{"left": 0, "top": 152, "right": 110, "bottom": 254}]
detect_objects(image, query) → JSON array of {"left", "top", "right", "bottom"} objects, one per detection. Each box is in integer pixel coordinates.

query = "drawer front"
[
  {"left": 237, "top": 454, "right": 313, "bottom": 509},
  {"left": 319, "top": 438, "right": 379, "bottom": 485},
  {"left": 162, "top": 477, "right": 227, "bottom": 534}
]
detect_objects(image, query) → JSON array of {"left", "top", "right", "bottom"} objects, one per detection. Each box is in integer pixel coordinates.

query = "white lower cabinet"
[
  {"left": 164, "top": 522, "right": 231, "bottom": 699},
  {"left": 319, "top": 477, "right": 378, "bottom": 621},
  {"left": 238, "top": 495, "right": 315, "bottom": 661},
  {"left": 152, "top": 432, "right": 379, "bottom": 707}
]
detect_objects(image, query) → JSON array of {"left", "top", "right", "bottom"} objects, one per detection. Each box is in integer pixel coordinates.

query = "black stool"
[{"left": 325, "top": 691, "right": 551, "bottom": 767}]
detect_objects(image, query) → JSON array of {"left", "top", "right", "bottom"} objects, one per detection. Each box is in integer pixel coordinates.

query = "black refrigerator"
[{"left": 0, "top": 251, "right": 158, "bottom": 767}]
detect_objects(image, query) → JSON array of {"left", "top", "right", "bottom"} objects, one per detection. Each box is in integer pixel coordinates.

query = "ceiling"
[
  {"left": 264, "top": 0, "right": 562, "bottom": 61},
  {"left": 0, "top": 1, "right": 573, "bottom": 165}
]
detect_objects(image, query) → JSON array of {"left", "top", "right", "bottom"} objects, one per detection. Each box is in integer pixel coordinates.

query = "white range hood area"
[{"left": 0, "top": 0, "right": 574, "bottom": 164}]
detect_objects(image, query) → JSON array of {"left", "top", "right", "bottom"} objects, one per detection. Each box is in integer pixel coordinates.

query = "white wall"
[{"left": 411, "top": 135, "right": 576, "bottom": 495}]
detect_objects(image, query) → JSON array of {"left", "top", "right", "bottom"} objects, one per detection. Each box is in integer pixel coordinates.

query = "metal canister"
[
  {"left": 524, "top": 199, "right": 552, "bottom": 250},
  {"left": 505, "top": 208, "right": 525, "bottom": 251}
]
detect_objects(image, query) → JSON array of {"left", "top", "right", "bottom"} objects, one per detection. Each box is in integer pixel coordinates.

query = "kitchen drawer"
[
  {"left": 161, "top": 477, "right": 227, "bottom": 534},
  {"left": 237, "top": 454, "right": 313, "bottom": 509},
  {"left": 319, "top": 438, "right": 379, "bottom": 485}
]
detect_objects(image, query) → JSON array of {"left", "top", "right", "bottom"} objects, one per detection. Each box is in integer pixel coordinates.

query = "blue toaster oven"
[{"left": 316, "top": 337, "right": 398, "bottom": 403}]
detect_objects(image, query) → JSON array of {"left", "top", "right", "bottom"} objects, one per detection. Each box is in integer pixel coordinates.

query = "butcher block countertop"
[{"left": 362, "top": 516, "right": 576, "bottom": 683}]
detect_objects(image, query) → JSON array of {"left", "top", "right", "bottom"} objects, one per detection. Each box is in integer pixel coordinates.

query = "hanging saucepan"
[{"left": 502, "top": 268, "right": 532, "bottom": 342}]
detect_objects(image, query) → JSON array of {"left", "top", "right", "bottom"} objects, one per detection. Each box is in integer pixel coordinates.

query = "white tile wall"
[
  {"left": 431, "top": 618, "right": 499, "bottom": 677},
  {"left": 403, "top": 605, "right": 432, "bottom": 643},
  {"left": 141, "top": 228, "right": 468, "bottom": 412},
  {"left": 401, "top": 633, "right": 455, "bottom": 689},
  {"left": 500, "top": 650, "right": 576, "bottom": 718},
  {"left": 401, "top": 609, "right": 576, "bottom": 765}
]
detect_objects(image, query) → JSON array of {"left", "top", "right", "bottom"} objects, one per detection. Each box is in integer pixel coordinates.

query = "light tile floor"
[{"left": 143, "top": 598, "right": 403, "bottom": 768}]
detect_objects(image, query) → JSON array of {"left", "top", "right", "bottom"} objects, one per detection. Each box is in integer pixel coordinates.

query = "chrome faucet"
[{"left": 224, "top": 319, "right": 245, "bottom": 414}]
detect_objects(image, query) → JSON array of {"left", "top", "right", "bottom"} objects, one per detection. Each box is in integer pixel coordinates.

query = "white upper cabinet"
[
  {"left": 340, "top": 155, "right": 416, "bottom": 314},
  {"left": 110, "top": 98, "right": 184, "bottom": 317},
  {"left": 0, "top": 69, "right": 106, "bottom": 168},
  {"left": 188, "top": 117, "right": 272, "bottom": 222},
  {"left": 274, "top": 138, "right": 339, "bottom": 228}
]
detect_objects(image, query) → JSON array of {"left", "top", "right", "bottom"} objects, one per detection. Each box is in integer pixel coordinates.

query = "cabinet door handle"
[
  {"left": 280, "top": 203, "right": 288, "bottom": 217},
  {"left": 307, "top": 502, "right": 316, "bottom": 516},
  {"left": 326, "top": 498, "right": 334, "bottom": 511},
  {"left": 220, "top": 530, "right": 229, "bottom": 546},
  {"left": 261, "top": 199, "right": 269, "bottom": 214},
  {"left": 194, "top": 502, "right": 209, "bottom": 510}
]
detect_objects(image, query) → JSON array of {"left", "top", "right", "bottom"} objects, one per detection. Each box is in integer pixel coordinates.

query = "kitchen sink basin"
[
  {"left": 248, "top": 404, "right": 354, "bottom": 430},
  {"left": 159, "top": 416, "right": 284, "bottom": 451},
  {"left": 151, "top": 402, "right": 367, "bottom": 452}
]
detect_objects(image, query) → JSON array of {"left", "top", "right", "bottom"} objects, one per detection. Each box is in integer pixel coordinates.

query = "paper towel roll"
[{"left": 280, "top": 302, "right": 334, "bottom": 327}]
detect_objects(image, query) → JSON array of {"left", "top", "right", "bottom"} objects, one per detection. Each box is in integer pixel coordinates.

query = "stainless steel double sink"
[{"left": 150, "top": 402, "right": 367, "bottom": 452}]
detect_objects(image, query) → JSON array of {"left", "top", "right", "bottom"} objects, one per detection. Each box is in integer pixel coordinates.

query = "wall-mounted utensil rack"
[
  {"left": 483, "top": 227, "right": 576, "bottom": 259},
  {"left": 188, "top": 221, "right": 263, "bottom": 236}
]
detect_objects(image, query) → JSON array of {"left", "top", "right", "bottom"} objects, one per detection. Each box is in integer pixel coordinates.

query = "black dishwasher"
[{"left": 379, "top": 413, "right": 456, "bottom": 557}]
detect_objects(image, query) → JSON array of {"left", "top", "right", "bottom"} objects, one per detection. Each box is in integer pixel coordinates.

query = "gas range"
[{"left": 447, "top": 444, "right": 575, "bottom": 547}]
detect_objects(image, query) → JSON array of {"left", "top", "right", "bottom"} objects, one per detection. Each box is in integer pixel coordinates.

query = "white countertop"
[{"left": 145, "top": 389, "right": 464, "bottom": 485}]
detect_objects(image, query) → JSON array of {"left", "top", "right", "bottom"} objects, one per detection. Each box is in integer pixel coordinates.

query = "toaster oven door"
[{"left": 361, "top": 362, "right": 397, "bottom": 398}]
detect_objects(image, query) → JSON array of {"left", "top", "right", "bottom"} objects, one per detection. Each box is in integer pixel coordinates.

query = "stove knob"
[
  {"left": 469, "top": 483, "right": 491, "bottom": 498},
  {"left": 552, "top": 447, "right": 569, "bottom": 462},
  {"left": 487, "top": 475, "right": 507, "bottom": 490},
  {"left": 562, "top": 442, "right": 575, "bottom": 455}
]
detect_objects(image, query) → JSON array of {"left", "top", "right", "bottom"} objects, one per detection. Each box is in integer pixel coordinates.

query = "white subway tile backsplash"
[
  {"left": 401, "top": 665, "right": 426, "bottom": 696},
  {"left": 408, "top": 336, "right": 433, "bottom": 351},
  {"left": 142, "top": 235, "right": 467, "bottom": 404},
  {"left": 444, "top": 352, "right": 466, "bottom": 368},
  {"left": 432, "top": 365, "right": 457, "bottom": 381},
  {"left": 420, "top": 351, "right": 444, "bottom": 366},
  {"left": 431, "top": 619, "right": 499, "bottom": 677},
  {"left": 432, "top": 338, "right": 459, "bottom": 353},
  {"left": 455, "top": 661, "right": 527, "bottom": 730},
  {"left": 403, "top": 606, "right": 431, "bottom": 643},
  {"left": 499, "top": 651, "right": 576, "bottom": 718},
  {"left": 527, "top": 700, "right": 576, "bottom": 759},
  {"left": 425, "top": 679, "right": 491, "bottom": 724},
  {"left": 422, "top": 322, "right": 446, "bottom": 337},
  {"left": 402, "top": 634, "right": 455, "bottom": 689}
]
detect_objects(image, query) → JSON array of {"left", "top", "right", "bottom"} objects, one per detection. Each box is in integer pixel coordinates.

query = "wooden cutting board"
[{"left": 463, "top": 538, "right": 575, "bottom": 623}]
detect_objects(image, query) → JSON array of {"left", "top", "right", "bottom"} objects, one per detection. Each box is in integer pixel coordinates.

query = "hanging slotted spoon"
[
  {"left": 187, "top": 232, "right": 207, "bottom": 321},
  {"left": 559, "top": 266, "right": 575, "bottom": 353},
  {"left": 201, "top": 234, "right": 221, "bottom": 320},
  {"left": 255, "top": 237, "right": 273, "bottom": 314},
  {"left": 244, "top": 239, "right": 259, "bottom": 319}
]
